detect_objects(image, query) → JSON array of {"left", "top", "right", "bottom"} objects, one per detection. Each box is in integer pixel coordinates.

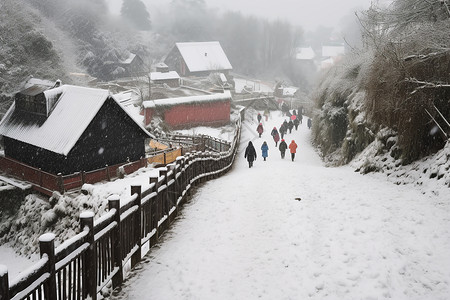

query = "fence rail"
[{"left": 0, "top": 115, "right": 242, "bottom": 300}]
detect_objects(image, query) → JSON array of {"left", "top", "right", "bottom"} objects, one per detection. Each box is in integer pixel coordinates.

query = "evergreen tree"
[{"left": 121, "top": 0, "right": 151, "bottom": 31}]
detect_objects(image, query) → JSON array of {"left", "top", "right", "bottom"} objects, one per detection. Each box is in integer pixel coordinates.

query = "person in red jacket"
[
  {"left": 256, "top": 123, "right": 264, "bottom": 138},
  {"left": 289, "top": 140, "right": 298, "bottom": 161}
]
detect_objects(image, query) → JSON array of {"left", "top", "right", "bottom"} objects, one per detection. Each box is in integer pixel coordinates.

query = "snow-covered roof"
[
  {"left": 322, "top": 45, "right": 345, "bottom": 57},
  {"left": 0, "top": 85, "right": 152, "bottom": 156},
  {"left": 282, "top": 87, "right": 298, "bottom": 96},
  {"left": 120, "top": 53, "right": 137, "bottom": 64},
  {"left": 296, "top": 47, "right": 316, "bottom": 60},
  {"left": 23, "top": 78, "right": 55, "bottom": 90},
  {"left": 150, "top": 71, "right": 180, "bottom": 81},
  {"left": 176, "top": 42, "right": 233, "bottom": 73},
  {"left": 143, "top": 90, "right": 232, "bottom": 108}
]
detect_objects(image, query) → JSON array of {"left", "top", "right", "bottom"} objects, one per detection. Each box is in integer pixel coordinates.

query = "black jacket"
[
  {"left": 279, "top": 141, "right": 288, "bottom": 152},
  {"left": 244, "top": 142, "right": 257, "bottom": 161}
]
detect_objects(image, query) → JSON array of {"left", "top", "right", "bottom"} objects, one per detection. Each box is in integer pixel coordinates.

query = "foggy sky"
[{"left": 106, "top": 0, "right": 387, "bottom": 32}]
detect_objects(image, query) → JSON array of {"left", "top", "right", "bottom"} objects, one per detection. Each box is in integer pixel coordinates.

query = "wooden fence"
[
  {"left": 0, "top": 116, "right": 242, "bottom": 300},
  {"left": 0, "top": 135, "right": 226, "bottom": 196}
]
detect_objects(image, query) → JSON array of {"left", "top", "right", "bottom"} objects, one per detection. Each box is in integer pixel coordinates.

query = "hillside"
[{"left": 311, "top": 0, "right": 450, "bottom": 180}]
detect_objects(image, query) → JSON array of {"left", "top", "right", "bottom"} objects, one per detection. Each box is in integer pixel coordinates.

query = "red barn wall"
[
  {"left": 164, "top": 101, "right": 230, "bottom": 128},
  {"left": 144, "top": 107, "right": 154, "bottom": 125}
]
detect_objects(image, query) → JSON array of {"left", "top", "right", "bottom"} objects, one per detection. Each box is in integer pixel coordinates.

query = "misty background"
[{"left": 0, "top": 0, "right": 383, "bottom": 100}]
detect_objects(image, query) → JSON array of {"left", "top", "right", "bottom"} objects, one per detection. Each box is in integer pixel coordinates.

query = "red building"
[{"left": 143, "top": 91, "right": 232, "bottom": 128}]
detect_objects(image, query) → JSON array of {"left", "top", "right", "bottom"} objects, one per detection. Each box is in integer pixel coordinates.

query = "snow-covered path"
[{"left": 110, "top": 111, "right": 450, "bottom": 300}]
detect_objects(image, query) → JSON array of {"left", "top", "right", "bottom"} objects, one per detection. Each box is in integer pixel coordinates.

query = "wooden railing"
[{"left": 0, "top": 116, "right": 242, "bottom": 300}]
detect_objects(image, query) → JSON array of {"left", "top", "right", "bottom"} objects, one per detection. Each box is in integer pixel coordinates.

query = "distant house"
[
  {"left": 0, "top": 83, "right": 152, "bottom": 175},
  {"left": 296, "top": 47, "right": 316, "bottom": 61},
  {"left": 142, "top": 91, "right": 232, "bottom": 128},
  {"left": 164, "top": 41, "right": 233, "bottom": 77},
  {"left": 150, "top": 71, "right": 181, "bottom": 88},
  {"left": 320, "top": 45, "right": 345, "bottom": 69},
  {"left": 111, "top": 53, "right": 147, "bottom": 79}
]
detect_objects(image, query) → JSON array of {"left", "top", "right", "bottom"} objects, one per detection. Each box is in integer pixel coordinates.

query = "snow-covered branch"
[{"left": 406, "top": 77, "right": 450, "bottom": 94}]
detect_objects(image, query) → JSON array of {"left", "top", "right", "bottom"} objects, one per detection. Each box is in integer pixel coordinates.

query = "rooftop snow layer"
[
  {"left": 143, "top": 90, "right": 231, "bottom": 108},
  {"left": 0, "top": 85, "right": 152, "bottom": 156},
  {"left": 176, "top": 42, "right": 232, "bottom": 73}
]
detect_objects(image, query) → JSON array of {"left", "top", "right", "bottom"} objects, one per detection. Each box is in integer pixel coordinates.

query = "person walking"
[
  {"left": 271, "top": 127, "right": 280, "bottom": 147},
  {"left": 257, "top": 113, "right": 262, "bottom": 123},
  {"left": 279, "top": 139, "right": 288, "bottom": 159},
  {"left": 307, "top": 118, "right": 312, "bottom": 130},
  {"left": 261, "top": 141, "right": 269, "bottom": 161},
  {"left": 244, "top": 141, "right": 257, "bottom": 168},
  {"left": 263, "top": 109, "right": 270, "bottom": 121},
  {"left": 256, "top": 123, "right": 264, "bottom": 138},
  {"left": 289, "top": 140, "right": 298, "bottom": 162},
  {"left": 279, "top": 124, "right": 285, "bottom": 140},
  {"left": 288, "top": 119, "right": 294, "bottom": 134},
  {"left": 293, "top": 117, "right": 300, "bottom": 130}
]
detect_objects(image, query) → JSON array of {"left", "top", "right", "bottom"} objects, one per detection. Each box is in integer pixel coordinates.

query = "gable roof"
[
  {"left": 175, "top": 42, "right": 232, "bottom": 73},
  {"left": 0, "top": 85, "right": 152, "bottom": 156}
]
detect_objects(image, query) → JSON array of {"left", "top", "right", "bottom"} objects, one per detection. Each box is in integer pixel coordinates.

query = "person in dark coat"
[
  {"left": 288, "top": 120, "right": 294, "bottom": 133},
  {"left": 293, "top": 117, "right": 300, "bottom": 130},
  {"left": 257, "top": 113, "right": 262, "bottom": 123},
  {"left": 261, "top": 141, "right": 269, "bottom": 161},
  {"left": 293, "top": 109, "right": 297, "bottom": 116},
  {"left": 289, "top": 140, "right": 298, "bottom": 162},
  {"left": 279, "top": 139, "right": 288, "bottom": 159},
  {"left": 271, "top": 127, "right": 280, "bottom": 147},
  {"left": 244, "top": 141, "right": 257, "bottom": 168},
  {"left": 256, "top": 123, "right": 264, "bottom": 138},
  {"left": 279, "top": 123, "right": 286, "bottom": 139},
  {"left": 307, "top": 118, "right": 312, "bottom": 129},
  {"left": 281, "top": 102, "right": 289, "bottom": 116}
]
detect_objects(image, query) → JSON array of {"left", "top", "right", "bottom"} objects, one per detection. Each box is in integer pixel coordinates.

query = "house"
[
  {"left": 111, "top": 53, "right": 147, "bottom": 79},
  {"left": 142, "top": 91, "right": 232, "bottom": 128},
  {"left": 150, "top": 70, "right": 181, "bottom": 88},
  {"left": 0, "top": 83, "right": 152, "bottom": 175},
  {"left": 320, "top": 44, "right": 345, "bottom": 69},
  {"left": 164, "top": 41, "right": 233, "bottom": 77}
]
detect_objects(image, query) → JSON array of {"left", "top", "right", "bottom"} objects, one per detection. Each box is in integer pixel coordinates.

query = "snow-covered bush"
[{"left": 312, "top": 50, "right": 376, "bottom": 165}]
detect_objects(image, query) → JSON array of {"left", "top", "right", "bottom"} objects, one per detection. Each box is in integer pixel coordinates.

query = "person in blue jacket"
[{"left": 261, "top": 141, "right": 269, "bottom": 161}]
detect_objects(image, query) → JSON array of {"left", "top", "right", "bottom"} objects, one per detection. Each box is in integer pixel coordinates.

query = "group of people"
[
  {"left": 244, "top": 139, "right": 297, "bottom": 168},
  {"left": 245, "top": 108, "right": 305, "bottom": 168}
]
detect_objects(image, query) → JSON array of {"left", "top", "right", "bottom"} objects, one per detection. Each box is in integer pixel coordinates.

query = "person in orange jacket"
[{"left": 289, "top": 140, "right": 298, "bottom": 161}]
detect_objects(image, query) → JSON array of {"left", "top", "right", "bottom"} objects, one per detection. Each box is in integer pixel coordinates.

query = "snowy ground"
[{"left": 108, "top": 110, "right": 450, "bottom": 300}]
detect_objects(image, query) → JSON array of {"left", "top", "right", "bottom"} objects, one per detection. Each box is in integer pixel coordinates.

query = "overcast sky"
[{"left": 107, "top": 0, "right": 388, "bottom": 32}]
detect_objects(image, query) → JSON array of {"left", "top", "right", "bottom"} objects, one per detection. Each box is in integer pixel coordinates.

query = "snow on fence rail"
[{"left": 0, "top": 116, "right": 242, "bottom": 300}]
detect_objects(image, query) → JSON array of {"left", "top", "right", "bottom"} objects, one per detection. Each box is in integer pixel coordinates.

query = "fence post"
[
  {"left": 107, "top": 196, "right": 123, "bottom": 289},
  {"left": 130, "top": 185, "right": 142, "bottom": 268},
  {"left": 0, "top": 265, "right": 10, "bottom": 300},
  {"left": 149, "top": 176, "right": 158, "bottom": 235},
  {"left": 159, "top": 169, "right": 169, "bottom": 216},
  {"left": 106, "top": 165, "right": 111, "bottom": 181},
  {"left": 57, "top": 173, "right": 64, "bottom": 194},
  {"left": 39, "top": 168, "right": 43, "bottom": 187},
  {"left": 39, "top": 233, "right": 57, "bottom": 300},
  {"left": 80, "top": 211, "right": 96, "bottom": 300}
]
